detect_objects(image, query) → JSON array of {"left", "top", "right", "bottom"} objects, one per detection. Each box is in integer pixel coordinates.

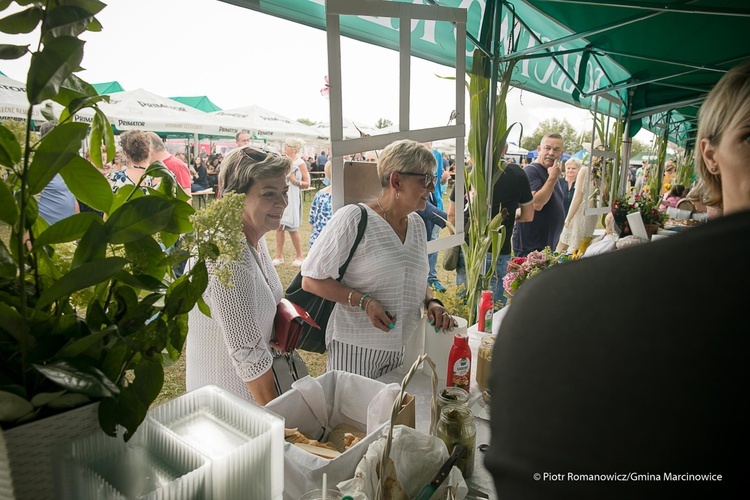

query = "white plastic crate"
[
  {"left": 53, "top": 420, "right": 211, "bottom": 499},
  {"left": 148, "top": 384, "right": 284, "bottom": 500}
]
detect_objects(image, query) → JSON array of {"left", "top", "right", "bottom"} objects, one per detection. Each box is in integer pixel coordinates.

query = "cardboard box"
[{"left": 266, "top": 370, "right": 414, "bottom": 499}]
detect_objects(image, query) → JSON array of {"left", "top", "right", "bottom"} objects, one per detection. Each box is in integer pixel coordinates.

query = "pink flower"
[
  {"left": 502, "top": 272, "right": 518, "bottom": 296},
  {"left": 320, "top": 75, "right": 330, "bottom": 98},
  {"left": 526, "top": 250, "right": 546, "bottom": 266}
]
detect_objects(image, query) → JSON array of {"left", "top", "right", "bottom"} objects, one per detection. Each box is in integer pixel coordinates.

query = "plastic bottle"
[
  {"left": 477, "top": 290, "right": 494, "bottom": 332},
  {"left": 447, "top": 333, "right": 472, "bottom": 392}
]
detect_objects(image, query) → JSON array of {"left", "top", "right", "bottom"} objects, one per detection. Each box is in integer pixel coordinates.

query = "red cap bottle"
[
  {"left": 477, "top": 290, "right": 493, "bottom": 333},
  {"left": 447, "top": 333, "right": 472, "bottom": 392}
]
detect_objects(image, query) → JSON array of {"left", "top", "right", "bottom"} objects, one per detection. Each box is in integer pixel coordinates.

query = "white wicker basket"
[
  {"left": 3, "top": 403, "right": 99, "bottom": 500},
  {"left": 377, "top": 353, "right": 439, "bottom": 500}
]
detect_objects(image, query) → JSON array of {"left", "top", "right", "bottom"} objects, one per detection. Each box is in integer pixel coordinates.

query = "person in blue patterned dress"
[{"left": 308, "top": 160, "right": 333, "bottom": 248}]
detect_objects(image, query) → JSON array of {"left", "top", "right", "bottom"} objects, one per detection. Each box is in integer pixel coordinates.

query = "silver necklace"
[{"left": 376, "top": 198, "right": 406, "bottom": 241}]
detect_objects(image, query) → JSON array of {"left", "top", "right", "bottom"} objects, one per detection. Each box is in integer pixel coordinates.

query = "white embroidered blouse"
[
  {"left": 185, "top": 237, "right": 282, "bottom": 403},
  {"left": 301, "top": 204, "right": 429, "bottom": 352}
]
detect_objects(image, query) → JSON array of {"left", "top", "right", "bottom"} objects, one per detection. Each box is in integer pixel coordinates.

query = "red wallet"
[{"left": 273, "top": 298, "right": 320, "bottom": 352}]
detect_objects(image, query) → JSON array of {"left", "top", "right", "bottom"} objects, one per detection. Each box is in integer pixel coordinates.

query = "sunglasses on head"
[
  {"left": 240, "top": 146, "right": 278, "bottom": 162},
  {"left": 399, "top": 171, "right": 438, "bottom": 188}
]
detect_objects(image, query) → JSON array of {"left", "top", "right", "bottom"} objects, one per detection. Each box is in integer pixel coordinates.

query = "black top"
[
  {"left": 558, "top": 177, "right": 576, "bottom": 214},
  {"left": 486, "top": 210, "right": 750, "bottom": 499},
  {"left": 450, "top": 161, "right": 533, "bottom": 255}
]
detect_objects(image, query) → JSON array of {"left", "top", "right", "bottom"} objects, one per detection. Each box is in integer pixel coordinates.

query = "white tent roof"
[
  {"left": 314, "top": 117, "right": 396, "bottom": 141},
  {"left": 211, "top": 105, "right": 321, "bottom": 142},
  {"left": 74, "top": 88, "right": 231, "bottom": 136},
  {"left": 0, "top": 74, "right": 52, "bottom": 124},
  {"left": 506, "top": 142, "right": 528, "bottom": 155}
]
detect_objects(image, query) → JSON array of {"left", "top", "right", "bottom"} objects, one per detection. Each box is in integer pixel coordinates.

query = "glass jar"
[
  {"left": 476, "top": 335, "right": 495, "bottom": 391},
  {"left": 436, "top": 404, "right": 476, "bottom": 479},
  {"left": 437, "top": 386, "right": 469, "bottom": 418}
]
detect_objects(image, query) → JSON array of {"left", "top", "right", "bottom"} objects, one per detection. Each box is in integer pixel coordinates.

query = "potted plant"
[{"left": 0, "top": 0, "right": 211, "bottom": 444}]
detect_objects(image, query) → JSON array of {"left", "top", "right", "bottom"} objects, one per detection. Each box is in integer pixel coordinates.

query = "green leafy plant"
[
  {"left": 611, "top": 192, "right": 668, "bottom": 236},
  {"left": 0, "top": 0, "right": 212, "bottom": 441}
]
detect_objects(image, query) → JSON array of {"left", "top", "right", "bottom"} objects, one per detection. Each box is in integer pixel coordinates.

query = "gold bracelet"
[{"left": 347, "top": 290, "right": 356, "bottom": 307}]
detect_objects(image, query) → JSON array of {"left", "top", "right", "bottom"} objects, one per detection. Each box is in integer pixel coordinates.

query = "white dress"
[
  {"left": 185, "top": 238, "right": 282, "bottom": 403},
  {"left": 559, "top": 166, "right": 598, "bottom": 251},
  {"left": 301, "top": 204, "right": 429, "bottom": 353},
  {"left": 280, "top": 158, "right": 303, "bottom": 230}
]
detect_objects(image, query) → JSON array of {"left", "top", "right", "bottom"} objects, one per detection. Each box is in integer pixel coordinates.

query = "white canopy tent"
[
  {"left": 73, "top": 88, "right": 232, "bottom": 137},
  {"left": 314, "top": 117, "right": 398, "bottom": 142},
  {"left": 0, "top": 74, "right": 52, "bottom": 124},
  {"left": 211, "top": 105, "right": 322, "bottom": 143}
]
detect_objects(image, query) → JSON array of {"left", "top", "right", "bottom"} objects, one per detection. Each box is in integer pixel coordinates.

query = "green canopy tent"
[
  {"left": 170, "top": 95, "right": 223, "bottom": 113},
  {"left": 92, "top": 81, "right": 125, "bottom": 95},
  {"left": 221, "top": 0, "right": 750, "bottom": 150}
]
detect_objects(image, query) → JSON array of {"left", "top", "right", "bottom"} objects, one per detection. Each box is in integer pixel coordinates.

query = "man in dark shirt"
[
  {"left": 512, "top": 132, "right": 566, "bottom": 256},
  {"left": 448, "top": 147, "right": 533, "bottom": 304}
]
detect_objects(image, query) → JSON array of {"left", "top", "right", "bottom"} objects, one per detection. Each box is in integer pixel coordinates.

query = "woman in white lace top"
[
  {"left": 301, "top": 139, "right": 457, "bottom": 379},
  {"left": 186, "top": 146, "right": 291, "bottom": 405}
]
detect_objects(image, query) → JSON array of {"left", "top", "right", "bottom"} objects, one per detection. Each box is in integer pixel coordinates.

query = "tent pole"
[
  {"left": 620, "top": 88, "right": 634, "bottom": 196},
  {"left": 193, "top": 133, "right": 199, "bottom": 163}
]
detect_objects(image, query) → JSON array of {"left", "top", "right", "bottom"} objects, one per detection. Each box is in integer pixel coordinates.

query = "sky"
[{"left": 0, "top": 0, "right": 654, "bottom": 147}]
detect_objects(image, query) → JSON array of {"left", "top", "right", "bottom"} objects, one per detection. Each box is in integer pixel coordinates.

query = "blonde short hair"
[
  {"left": 695, "top": 60, "right": 750, "bottom": 208},
  {"left": 377, "top": 139, "right": 436, "bottom": 188},
  {"left": 220, "top": 147, "right": 291, "bottom": 194},
  {"left": 565, "top": 158, "right": 582, "bottom": 169},
  {"left": 284, "top": 137, "right": 305, "bottom": 152}
]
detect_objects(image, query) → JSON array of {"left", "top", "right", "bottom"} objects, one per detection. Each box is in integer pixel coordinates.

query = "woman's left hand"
[{"left": 427, "top": 302, "right": 457, "bottom": 332}]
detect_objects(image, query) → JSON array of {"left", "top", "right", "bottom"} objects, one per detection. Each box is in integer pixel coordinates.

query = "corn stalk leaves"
[
  {"left": 26, "top": 35, "right": 84, "bottom": 104},
  {"left": 36, "top": 256, "right": 127, "bottom": 309},
  {"left": 27, "top": 122, "right": 88, "bottom": 195}
]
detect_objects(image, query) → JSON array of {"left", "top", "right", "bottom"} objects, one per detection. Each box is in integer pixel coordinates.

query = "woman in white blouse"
[
  {"left": 186, "top": 146, "right": 291, "bottom": 405},
  {"left": 301, "top": 139, "right": 456, "bottom": 379}
]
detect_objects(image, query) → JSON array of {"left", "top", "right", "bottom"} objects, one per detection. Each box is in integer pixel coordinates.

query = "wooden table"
[{"left": 191, "top": 188, "right": 214, "bottom": 209}]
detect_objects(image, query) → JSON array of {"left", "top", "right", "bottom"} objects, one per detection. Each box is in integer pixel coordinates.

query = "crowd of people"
[{"left": 29, "top": 58, "right": 746, "bottom": 497}]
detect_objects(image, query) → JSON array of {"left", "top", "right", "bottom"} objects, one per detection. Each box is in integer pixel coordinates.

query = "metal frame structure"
[{"left": 325, "top": 0, "right": 468, "bottom": 254}]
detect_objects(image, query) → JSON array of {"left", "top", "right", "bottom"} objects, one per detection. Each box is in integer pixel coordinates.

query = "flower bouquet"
[
  {"left": 502, "top": 247, "right": 571, "bottom": 301},
  {"left": 612, "top": 193, "right": 668, "bottom": 236}
]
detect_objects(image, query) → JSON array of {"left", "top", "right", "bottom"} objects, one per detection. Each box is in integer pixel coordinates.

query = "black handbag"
[{"left": 285, "top": 204, "right": 368, "bottom": 353}]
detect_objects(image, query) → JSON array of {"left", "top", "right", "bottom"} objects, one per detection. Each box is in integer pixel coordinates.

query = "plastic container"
[
  {"left": 436, "top": 405, "right": 477, "bottom": 479},
  {"left": 148, "top": 385, "right": 284, "bottom": 500},
  {"left": 299, "top": 489, "right": 344, "bottom": 500},
  {"left": 447, "top": 333, "right": 472, "bottom": 392},
  {"left": 476, "top": 335, "right": 495, "bottom": 391},
  {"left": 52, "top": 420, "right": 211, "bottom": 500}
]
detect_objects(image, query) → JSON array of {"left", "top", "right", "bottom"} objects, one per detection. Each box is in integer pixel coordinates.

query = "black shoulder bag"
[{"left": 285, "top": 204, "right": 368, "bottom": 353}]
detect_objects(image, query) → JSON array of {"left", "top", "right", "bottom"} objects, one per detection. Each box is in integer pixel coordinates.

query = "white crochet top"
[
  {"left": 302, "top": 204, "right": 429, "bottom": 352},
  {"left": 186, "top": 237, "right": 282, "bottom": 403}
]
